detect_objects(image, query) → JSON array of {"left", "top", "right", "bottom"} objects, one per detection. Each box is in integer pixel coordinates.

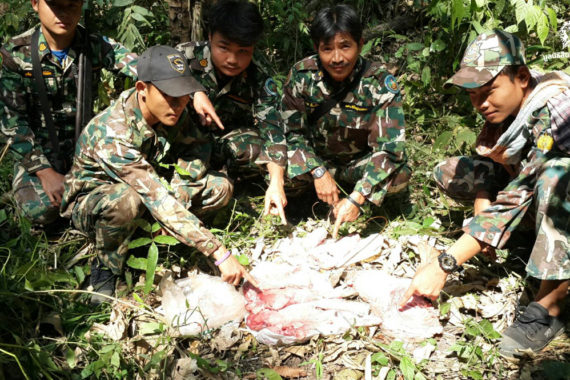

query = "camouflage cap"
[{"left": 444, "top": 29, "right": 526, "bottom": 89}]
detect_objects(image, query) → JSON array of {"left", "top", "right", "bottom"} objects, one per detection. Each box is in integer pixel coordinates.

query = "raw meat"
[
  {"left": 349, "top": 270, "right": 443, "bottom": 340},
  {"left": 160, "top": 272, "right": 247, "bottom": 336},
  {"left": 243, "top": 262, "right": 381, "bottom": 345}
]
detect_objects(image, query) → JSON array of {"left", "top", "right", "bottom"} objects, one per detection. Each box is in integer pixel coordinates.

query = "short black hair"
[
  {"left": 310, "top": 4, "right": 362, "bottom": 47},
  {"left": 208, "top": 0, "right": 263, "bottom": 46},
  {"left": 500, "top": 65, "right": 525, "bottom": 82}
]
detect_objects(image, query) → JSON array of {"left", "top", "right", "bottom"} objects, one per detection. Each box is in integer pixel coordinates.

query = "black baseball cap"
[{"left": 137, "top": 45, "right": 203, "bottom": 97}]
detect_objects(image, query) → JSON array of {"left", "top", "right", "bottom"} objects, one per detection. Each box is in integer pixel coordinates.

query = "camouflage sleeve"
[
  {"left": 92, "top": 135, "right": 221, "bottom": 256},
  {"left": 101, "top": 36, "right": 138, "bottom": 78},
  {"left": 0, "top": 57, "right": 52, "bottom": 173},
  {"left": 254, "top": 77, "right": 287, "bottom": 167},
  {"left": 281, "top": 68, "right": 326, "bottom": 177},
  {"left": 353, "top": 91, "right": 407, "bottom": 205}
]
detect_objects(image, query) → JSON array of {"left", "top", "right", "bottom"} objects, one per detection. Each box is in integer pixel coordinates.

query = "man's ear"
[
  {"left": 517, "top": 66, "right": 532, "bottom": 89},
  {"left": 135, "top": 81, "right": 147, "bottom": 95},
  {"left": 31, "top": 0, "right": 39, "bottom": 12}
]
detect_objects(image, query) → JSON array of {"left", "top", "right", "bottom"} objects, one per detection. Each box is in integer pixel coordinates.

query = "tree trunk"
[{"left": 166, "top": 0, "right": 212, "bottom": 45}]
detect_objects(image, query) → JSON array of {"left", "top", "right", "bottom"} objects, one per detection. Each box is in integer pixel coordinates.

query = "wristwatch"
[
  {"left": 311, "top": 166, "right": 326, "bottom": 179},
  {"left": 437, "top": 251, "right": 462, "bottom": 274}
]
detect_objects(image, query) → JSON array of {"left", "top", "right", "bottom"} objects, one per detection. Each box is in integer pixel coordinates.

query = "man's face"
[
  {"left": 466, "top": 71, "right": 529, "bottom": 124},
  {"left": 32, "top": 0, "right": 82, "bottom": 39},
  {"left": 318, "top": 32, "right": 362, "bottom": 82},
  {"left": 209, "top": 32, "right": 254, "bottom": 77},
  {"left": 139, "top": 83, "right": 190, "bottom": 127}
]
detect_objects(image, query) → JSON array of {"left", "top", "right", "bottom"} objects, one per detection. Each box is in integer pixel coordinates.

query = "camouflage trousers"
[
  {"left": 71, "top": 171, "right": 233, "bottom": 275},
  {"left": 12, "top": 163, "right": 60, "bottom": 225},
  {"left": 284, "top": 153, "right": 411, "bottom": 206},
  {"left": 212, "top": 127, "right": 263, "bottom": 177},
  {"left": 434, "top": 155, "right": 570, "bottom": 280}
]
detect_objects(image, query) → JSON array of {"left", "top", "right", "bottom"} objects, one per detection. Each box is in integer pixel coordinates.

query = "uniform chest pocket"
[{"left": 326, "top": 126, "right": 370, "bottom": 154}]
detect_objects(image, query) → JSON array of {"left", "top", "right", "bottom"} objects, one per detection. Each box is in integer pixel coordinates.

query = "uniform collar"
[
  {"left": 34, "top": 24, "right": 81, "bottom": 64},
  {"left": 318, "top": 56, "right": 364, "bottom": 88}
]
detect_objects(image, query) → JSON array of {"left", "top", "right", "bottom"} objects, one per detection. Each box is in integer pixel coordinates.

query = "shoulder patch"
[
  {"left": 537, "top": 132, "right": 554, "bottom": 153},
  {"left": 384, "top": 75, "right": 400, "bottom": 94},
  {"left": 39, "top": 42, "right": 48, "bottom": 53},
  {"left": 199, "top": 58, "right": 208, "bottom": 67},
  {"left": 264, "top": 77, "right": 278, "bottom": 97}
]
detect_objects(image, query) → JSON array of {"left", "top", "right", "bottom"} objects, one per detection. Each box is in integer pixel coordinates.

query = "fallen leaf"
[{"left": 271, "top": 366, "right": 307, "bottom": 378}]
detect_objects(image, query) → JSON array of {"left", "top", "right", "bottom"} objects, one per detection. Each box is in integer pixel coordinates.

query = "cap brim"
[
  {"left": 443, "top": 66, "right": 503, "bottom": 89},
  {"left": 152, "top": 76, "right": 203, "bottom": 97}
]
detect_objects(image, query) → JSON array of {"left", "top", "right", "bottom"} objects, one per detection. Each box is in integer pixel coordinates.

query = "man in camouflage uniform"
[
  {"left": 262, "top": 4, "right": 410, "bottom": 234},
  {"left": 62, "top": 45, "right": 256, "bottom": 304},
  {"left": 0, "top": 0, "right": 137, "bottom": 225},
  {"left": 176, "top": 0, "right": 282, "bottom": 176},
  {"left": 400, "top": 30, "right": 570, "bottom": 359}
]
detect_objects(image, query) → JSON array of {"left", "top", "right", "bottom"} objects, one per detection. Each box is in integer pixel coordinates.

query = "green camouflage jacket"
[
  {"left": 175, "top": 41, "right": 284, "bottom": 165},
  {"left": 279, "top": 55, "right": 408, "bottom": 204},
  {"left": 0, "top": 25, "right": 137, "bottom": 174},
  {"left": 61, "top": 88, "right": 221, "bottom": 256},
  {"left": 465, "top": 101, "right": 569, "bottom": 248}
]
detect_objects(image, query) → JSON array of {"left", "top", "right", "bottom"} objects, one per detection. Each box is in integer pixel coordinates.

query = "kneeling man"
[{"left": 62, "top": 45, "right": 255, "bottom": 303}]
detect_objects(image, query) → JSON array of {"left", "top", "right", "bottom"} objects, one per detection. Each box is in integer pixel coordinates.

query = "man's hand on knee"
[{"left": 36, "top": 167, "right": 65, "bottom": 206}]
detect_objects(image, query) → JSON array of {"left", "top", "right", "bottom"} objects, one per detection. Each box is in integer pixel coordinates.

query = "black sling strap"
[
  {"left": 307, "top": 59, "right": 370, "bottom": 126},
  {"left": 31, "top": 28, "right": 62, "bottom": 172},
  {"left": 75, "top": 26, "right": 92, "bottom": 141}
]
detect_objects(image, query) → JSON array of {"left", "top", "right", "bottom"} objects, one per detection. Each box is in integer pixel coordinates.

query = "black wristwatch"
[
  {"left": 311, "top": 166, "right": 326, "bottom": 179},
  {"left": 437, "top": 251, "right": 462, "bottom": 274}
]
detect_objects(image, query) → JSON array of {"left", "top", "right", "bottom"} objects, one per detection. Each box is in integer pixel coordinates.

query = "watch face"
[
  {"left": 313, "top": 167, "right": 325, "bottom": 178},
  {"left": 441, "top": 255, "right": 455, "bottom": 270}
]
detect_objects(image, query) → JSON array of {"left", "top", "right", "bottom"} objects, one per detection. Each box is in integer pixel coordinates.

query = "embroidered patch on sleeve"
[{"left": 384, "top": 74, "right": 400, "bottom": 94}]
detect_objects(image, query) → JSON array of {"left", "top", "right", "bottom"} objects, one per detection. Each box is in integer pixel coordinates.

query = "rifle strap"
[
  {"left": 307, "top": 59, "right": 370, "bottom": 126},
  {"left": 31, "top": 28, "right": 61, "bottom": 165},
  {"left": 75, "top": 26, "right": 93, "bottom": 140}
]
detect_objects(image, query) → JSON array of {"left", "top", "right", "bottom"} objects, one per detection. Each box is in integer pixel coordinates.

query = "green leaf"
[
  {"left": 66, "top": 348, "right": 76, "bottom": 369},
  {"left": 111, "top": 351, "right": 120, "bottom": 368},
  {"left": 421, "top": 66, "right": 431, "bottom": 87},
  {"left": 513, "top": 0, "right": 528, "bottom": 26},
  {"left": 100, "top": 345, "right": 115, "bottom": 354},
  {"left": 126, "top": 256, "right": 147, "bottom": 270},
  {"left": 478, "top": 319, "right": 501, "bottom": 339},
  {"left": 256, "top": 368, "right": 283, "bottom": 380},
  {"left": 139, "top": 322, "right": 162, "bottom": 335},
  {"left": 133, "top": 292, "right": 145, "bottom": 305},
  {"left": 537, "top": 13, "right": 549, "bottom": 45},
  {"left": 494, "top": 0, "right": 506, "bottom": 15},
  {"left": 399, "top": 356, "right": 415, "bottom": 380},
  {"left": 406, "top": 42, "right": 424, "bottom": 51},
  {"left": 387, "top": 369, "right": 396, "bottom": 380},
  {"left": 151, "top": 222, "right": 161, "bottom": 233},
  {"left": 361, "top": 38, "right": 378, "bottom": 56},
  {"left": 473, "top": 0, "right": 485, "bottom": 8},
  {"left": 113, "top": 0, "right": 134, "bottom": 6},
  {"left": 433, "top": 131, "right": 453, "bottom": 151},
  {"left": 451, "top": 0, "right": 467, "bottom": 29},
  {"left": 144, "top": 243, "right": 158, "bottom": 294},
  {"left": 132, "top": 5, "right": 152, "bottom": 16},
  {"left": 134, "top": 218, "right": 152, "bottom": 232},
  {"left": 0, "top": 209, "right": 7, "bottom": 223},
  {"left": 154, "top": 235, "right": 180, "bottom": 246},
  {"left": 370, "top": 352, "right": 389, "bottom": 366},
  {"left": 455, "top": 128, "right": 476, "bottom": 148},
  {"left": 439, "top": 302, "right": 451, "bottom": 316},
  {"left": 422, "top": 216, "right": 435, "bottom": 228},
  {"left": 237, "top": 254, "right": 249, "bottom": 266},
  {"left": 430, "top": 39, "right": 447, "bottom": 52},
  {"left": 74, "top": 266, "right": 85, "bottom": 284},
  {"left": 174, "top": 164, "right": 192, "bottom": 176},
  {"left": 546, "top": 8, "right": 557, "bottom": 31},
  {"left": 128, "top": 237, "right": 152, "bottom": 249}
]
